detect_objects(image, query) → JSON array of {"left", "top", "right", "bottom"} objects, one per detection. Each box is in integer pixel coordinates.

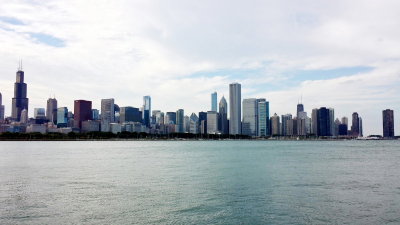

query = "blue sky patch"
[
  {"left": 29, "top": 32, "right": 65, "bottom": 47},
  {"left": 0, "top": 16, "right": 24, "bottom": 25}
]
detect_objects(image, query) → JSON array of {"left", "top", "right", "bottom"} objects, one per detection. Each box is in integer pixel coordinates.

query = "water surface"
[{"left": 0, "top": 141, "right": 399, "bottom": 224}]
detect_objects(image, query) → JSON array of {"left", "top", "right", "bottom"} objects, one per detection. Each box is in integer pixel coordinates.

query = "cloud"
[{"left": 0, "top": 0, "right": 399, "bottom": 135}]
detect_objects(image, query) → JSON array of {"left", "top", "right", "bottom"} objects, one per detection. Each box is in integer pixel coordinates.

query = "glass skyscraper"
[
  {"left": 211, "top": 92, "right": 217, "bottom": 112},
  {"left": 143, "top": 96, "right": 151, "bottom": 127},
  {"left": 257, "top": 99, "right": 270, "bottom": 136}
]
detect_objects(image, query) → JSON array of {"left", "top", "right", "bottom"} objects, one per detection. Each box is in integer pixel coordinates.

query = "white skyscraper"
[
  {"left": 229, "top": 83, "right": 241, "bottom": 135},
  {"left": 207, "top": 111, "right": 218, "bottom": 134},
  {"left": 101, "top": 98, "right": 115, "bottom": 132}
]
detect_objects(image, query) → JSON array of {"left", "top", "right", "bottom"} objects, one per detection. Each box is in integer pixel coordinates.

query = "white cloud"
[{"left": 0, "top": 0, "right": 399, "bottom": 135}]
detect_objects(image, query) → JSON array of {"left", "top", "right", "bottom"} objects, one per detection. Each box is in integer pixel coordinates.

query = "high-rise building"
[
  {"left": 189, "top": 113, "right": 199, "bottom": 134},
  {"left": 311, "top": 108, "right": 318, "bottom": 135},
  {"left": 229, "top": 83, "right": 241, "bottom": 135},
  {"left": 207, "top": 111, "right": 219, "bottom": 134},
  {"left": 383, "top": 109, "right": 394, "bottom": 138},
  {"left": 184, "top": 115, "right": 190, "bottom": 133},
  {"left": 74, "top": 100, "right": 92, "bottom": 129},
  {"left": 198, "top": 111, "right": 207, "bottom": 134},
  {"left": 317, "top": 107, "right": 331, "bottom": 136},
  {"left": 328, "top": 108, "right": 335, "bottom": 136},
  {"left": 218, "top": 96, "right": 228, "bottom": 134},
  {"left": 34, "top": 108, "right": 46, "bottom": 119},
  {"left": 257, "top": 99, "right": 270, "bottom": 137},
  {"left": 57, "top": 107, "right": 68, "bottom": 127},
  {"left": 176, "top": 109, "right": 184, "bottom": 133},
  {"left": 297, "top": 103, "right": 304, "bottom": 118},
  {"left": 270, "top": 113, "right": 280, "bottom": 136},
  {"left": 20, "top": 109, "right": 28, "bottom": 124},
  {"left": 120, "top": 107, "right": 141, "bottom": 123},
  {"left": 101, "top": 98, "right": 115, "bottom": 132},
  {"left": 155, "top": 111, "right": 164, "bottom": 125},
  {"left": 151, "top": 110, "right": 161, "bottom": 125},
  {"left": 211, "top": 92, "right": 217, "bottom": 112},
  {"left": 11, "top": 64, "right": 29, "bottom": 121},
  {"left": 341, "top": 117, "right": 348, "bottom": 126},
  {"left": 351, "top": 112, "right": 360, "bottom": 137},
  {"left": 92, "top": 109, "right": 100, "bottom": 120},
  {"left": 165, "top": 112, "right": 177, "bottom": 125},
  {"left": 281, "top": 114, "right": 292, "bottom": 136},
  {"left": 46, "top": 98, "right": 58, "bottom": 124},
  {"left": 0, "top": 92, "right": 4, "bottom": 121},
  {"left": 297, "top": 111, "right": 308, "bottom": 136},
  {"left": 242, "top": 98, "right": 258, "bottom": 136},
  {"left": 143, "top": 96, "right": 151, "bottom": 127}
]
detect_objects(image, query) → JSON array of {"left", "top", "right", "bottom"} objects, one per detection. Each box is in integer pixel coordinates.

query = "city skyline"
[
  {"left": 0, "top": 66, "right": 397, "bottom": 136},
  {"left": 1, "top": 1, "right": 400, "bottom": 135}
]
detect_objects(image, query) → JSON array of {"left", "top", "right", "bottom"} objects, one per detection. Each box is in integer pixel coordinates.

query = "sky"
[{"left": 0, "top": 0, "right": 399, "bottom": 135}]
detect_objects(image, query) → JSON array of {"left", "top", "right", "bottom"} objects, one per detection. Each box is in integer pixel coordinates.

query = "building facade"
[
  {"left": 74, "top": 100, "right": 92, "bottom": 129},
  {"left": 46, "top": 98, "right": 58, "bottom": 124},
  {"left": 218, "top": 96, "right": 228, "bottom": 134},
  {"left": 211, "top": 92, "right": 217, "bottom": 112},
  {"left": 11, "top": 66, "right": 29, "bottom": 121},
  {"left": 229, "top": 83, "right": 241, "bottom": 135},
  {"left": 383, "top": 109, "right": 394, "bottom": 138},
  {"left": 207, "top": 111, "right": 218, "bottom": 134},
  {"left": 257, "top": 99, "right": 270, "bottom": 137}
]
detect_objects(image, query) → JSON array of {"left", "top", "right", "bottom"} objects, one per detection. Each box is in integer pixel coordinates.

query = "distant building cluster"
[{"left": 0, "top": 66, "right": 396, "bottom": 138}]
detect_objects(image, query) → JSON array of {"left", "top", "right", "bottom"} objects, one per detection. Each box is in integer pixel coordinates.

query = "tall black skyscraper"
[
  {"left": 351, "top": 112, "right": 360, "bottom": 136},
  {"left": 382, "top": 109, "right": 394, "bottom": 138},
  {"left": 11, "top": 62, "right": 29, "bottom": 121},
  {"left": 317, "top": 107, "right": 330, "bottom": 136},
  {"left": 296, "top": 103, "right": 304, "bottom": 118}
]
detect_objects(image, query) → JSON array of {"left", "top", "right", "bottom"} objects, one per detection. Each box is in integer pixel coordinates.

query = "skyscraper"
[
  {"left": 297, "top": 103, "right": 304, "bottom": 118},
  {"left": 92, "top": 109, "right": 100, "bottom": 120},
  {"left": 34, "top": 108, "right": 46, "bottom": 119},
  {"left": 198, "top": 111, "right": 207, "bottom": 134},
  {"left": 176, "top": 109, "right": 184, "bottom": 133},
  {"left": 317, "top": 107, "right": 330, "bottom": 136},
  {"left": 165, "top": 112, "right": 177, "bottom": 125},
  {"left": 189, "top": 113, "right": 199, "bottom": 134},
  {"left": 351, "top": 112, "right": 360, "bottom": 137},
  {"left": 211, "top": 92, "right": 217, "bottom": 111},
  {"left": 270, "top": 113, "right": 280, "bottom": 136},
  {"left": 218, "top": 96, "right": 228, "bottom": 134},
  {"left": 143, "top": 96, "right": 151, "bottom": 127},
  {"left": 257, "top": 99, "right": 270, "bottom": 136},
  {"left": 242, "top": 98, "right": 258, "bottom": 136},
  {"left": 311, "top": 108, "right": 318, "bottom": 135},
  {"left": 101, "top": 98, "right": 115, "bottom": 132},
  {"left": 20, "top": 109, "right": 28, "bottom": 124},
  {"left": 57, "top": 107, "right": 68, "bottom": 127},
  {"left": 0, "top": 92, "right": 4, "bottom": 121},
  {"left": 281, "top": 114, "right": 292, "bottom": 136},
  {"left": 383, "top": 109, "right": 394, "bottom": 138},
  {"left": 120, "top": 107, "right": 141, "bottom": 123},
  {"left": 11, "top": 63, "right": 29, "bottom": 121},
  {"left": 207, "top": 111, "right": 219, "bottom": 134},
  {"left": 229, "top": 83, "right": 241, "bottom": 135},
  {"left": 74, "top": 100, "right": 92, "bottom": 129},
  {"left": 46, "top": 98, "right": 58, "bottom": 124}
]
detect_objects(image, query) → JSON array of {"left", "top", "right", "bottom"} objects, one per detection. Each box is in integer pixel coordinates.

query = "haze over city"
[{"left": 1, "top": 0, "right": 399, "bottom": 135}]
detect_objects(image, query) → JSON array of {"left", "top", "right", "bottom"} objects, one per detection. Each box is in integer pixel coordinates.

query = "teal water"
[{"left": 0, "top": 141, "right": 399, "bottom": 224}]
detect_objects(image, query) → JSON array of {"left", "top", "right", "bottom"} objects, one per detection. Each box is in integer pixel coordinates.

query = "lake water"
[{"left": 0, "top": 140, "right": 399, "bottom": 224}]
